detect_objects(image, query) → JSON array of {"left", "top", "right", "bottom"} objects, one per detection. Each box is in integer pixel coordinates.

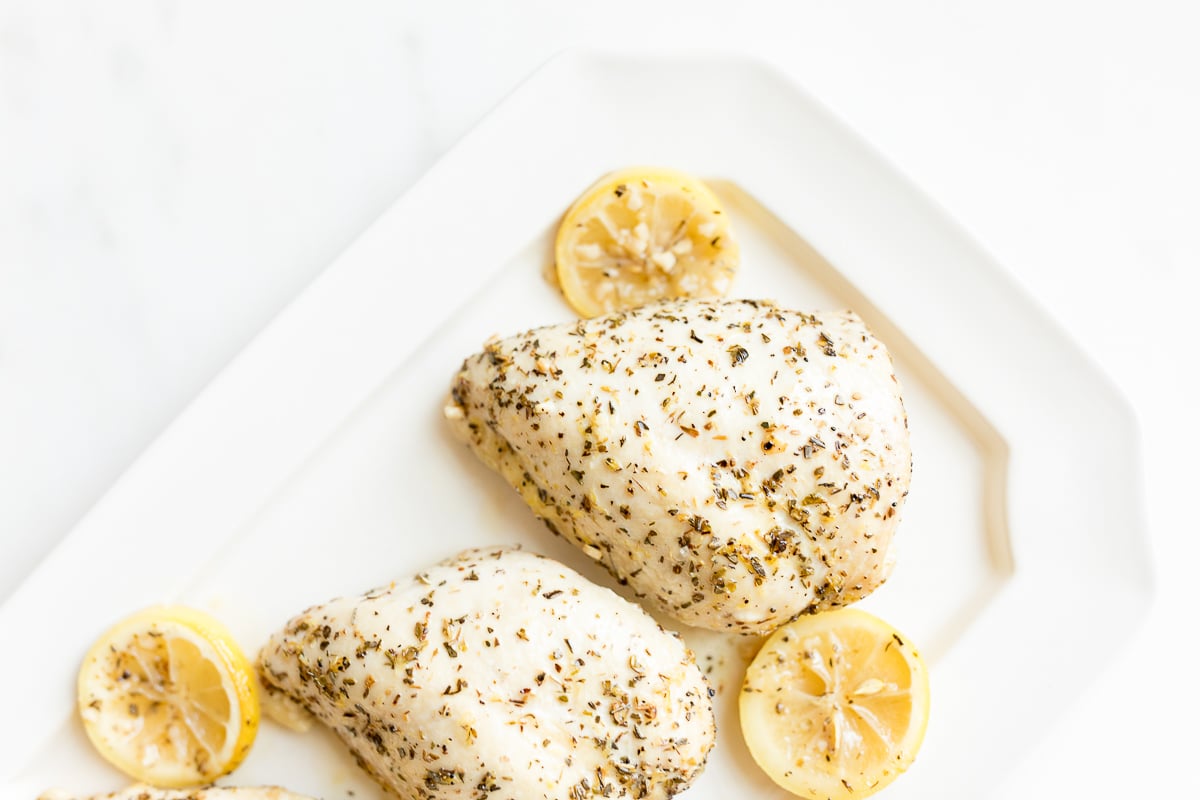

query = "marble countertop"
[{"left": 2, "top": 1, "right": 1198, "bottom": 796}]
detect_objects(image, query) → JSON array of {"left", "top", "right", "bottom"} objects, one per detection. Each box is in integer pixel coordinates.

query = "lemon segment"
[
  {"left": 739, "top": 608, "right": 930, "bottom": 800},
  {"left": 77, "top": 605, "right": 260, "bottom": 788},
  {"left": 555, "top": 167, "right": 740, "bottom": 317}
]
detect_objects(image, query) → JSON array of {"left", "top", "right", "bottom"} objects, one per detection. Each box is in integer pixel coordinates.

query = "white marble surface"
[{"left": 2, "top": 1, "right": 1198, "bottom": 796}]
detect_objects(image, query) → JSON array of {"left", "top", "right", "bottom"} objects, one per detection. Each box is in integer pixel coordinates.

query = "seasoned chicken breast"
[
  {"left": 446, "top": 299, "right": 911, "bottom": 634},
  {"left": 38, "top": 787, "right": 313, "bottom": 800},
  {"left": 258, "top": 547, "right": 714, "bottom": 799}
]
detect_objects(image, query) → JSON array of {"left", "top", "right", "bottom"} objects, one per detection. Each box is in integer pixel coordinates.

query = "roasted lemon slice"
[
  {"left": 77, "top": 605, "right": 260, "bottom": 787},
  {"left": 740, "top": 608, "right": 930, "bottom": 800},
  {"left": 555, "top": 166, "right": 740, "bottom": 317}
]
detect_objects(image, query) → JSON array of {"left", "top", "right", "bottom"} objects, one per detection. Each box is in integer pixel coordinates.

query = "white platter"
[{"left": 0, "top": 51, "right": 1151, "bottom": 799}]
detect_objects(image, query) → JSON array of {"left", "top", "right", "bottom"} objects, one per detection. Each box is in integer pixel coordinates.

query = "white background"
[{"left": 2, "top": 1, "right": 1197, "bottom": 797}]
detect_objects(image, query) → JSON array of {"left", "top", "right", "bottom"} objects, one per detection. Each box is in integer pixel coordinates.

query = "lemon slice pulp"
[
  {"left": 739, "top": 608, "right": 930, "bottom": 800},
  {"left": 77, "top": 605, "right": 260, "bottom": 787},
  {"left": 555, "top": 166, "right": 740, "bottom": 317}
]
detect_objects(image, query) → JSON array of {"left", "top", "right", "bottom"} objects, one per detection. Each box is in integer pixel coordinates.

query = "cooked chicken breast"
[
  {"left": 258, "top": 547, "right": 714, "bottom": 799},
  {"left": 38, "top": 787, "right": 313, "bottom": 800},
  {"left": 446, "top": 299, "right": 911, "bottom": 634}
]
